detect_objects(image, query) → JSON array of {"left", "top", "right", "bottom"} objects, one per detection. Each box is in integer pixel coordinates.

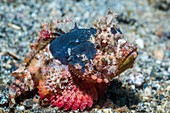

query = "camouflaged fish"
[{"left": 9, "top": 11, "right": 137, "bottom": 111}]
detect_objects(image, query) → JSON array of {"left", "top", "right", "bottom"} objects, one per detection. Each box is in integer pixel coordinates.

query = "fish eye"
[{"left": 111, "top": 27, "right": 117, "bottom": 35}]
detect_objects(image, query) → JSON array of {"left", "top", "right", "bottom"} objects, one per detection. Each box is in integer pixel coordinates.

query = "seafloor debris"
[{"left": 9, "top": 11, "right": 137, "bottom": 111}]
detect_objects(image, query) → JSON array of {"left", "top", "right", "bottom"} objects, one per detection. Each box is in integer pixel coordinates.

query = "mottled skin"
[{"left": 9, "top": 12, "right": 137, "bottom": 111}]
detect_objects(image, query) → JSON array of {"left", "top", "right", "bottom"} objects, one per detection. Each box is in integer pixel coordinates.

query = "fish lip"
[{"left": 118, "top": 49, "right": 138, "bottom": 73}]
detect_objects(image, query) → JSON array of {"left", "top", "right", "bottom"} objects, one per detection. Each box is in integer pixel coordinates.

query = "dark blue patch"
[
  {"left": 111, "top": 27, "right": 117, "bottom": 34},
  {"left": 116, "top": 28, "right": 122, "bottom": 34},
  {"left": 50, "top": 26, "right": 97, "bottom": 69},
  {"left": 111, "top": 27, "right": 122, "bottom": 35},
  {"left": 68, "top": 41, "right": 96, "bottom": 71}
]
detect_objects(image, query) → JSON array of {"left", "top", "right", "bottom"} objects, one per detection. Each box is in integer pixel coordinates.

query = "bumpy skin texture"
[{"left": 9, "top": 11, "right": 137, "bottom": 111}]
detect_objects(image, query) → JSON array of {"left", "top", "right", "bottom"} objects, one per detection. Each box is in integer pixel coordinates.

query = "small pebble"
[
  {"left": 16, "top": 105, "right": 25, "bottom": 111},
  {"left": 166, "top": 85, "right": 170, "bottom": 91},
  {"left": 144, "top": 87, "right": 152, "bottom": 97},
  {"left": 154, "top": 49, "right": 164, "bottom": 60},
  {"left": 135, "top": 38, "right": 144, "bottom": 49}
]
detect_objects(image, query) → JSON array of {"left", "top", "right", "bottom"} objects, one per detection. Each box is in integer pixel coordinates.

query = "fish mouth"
[{"left": 118, "top": 50, "right": 138, "bottom": 74}]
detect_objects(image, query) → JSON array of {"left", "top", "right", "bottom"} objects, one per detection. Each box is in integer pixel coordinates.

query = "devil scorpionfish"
[{"left": 9, "top": 11, "right": 138, "bottom": 111}]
